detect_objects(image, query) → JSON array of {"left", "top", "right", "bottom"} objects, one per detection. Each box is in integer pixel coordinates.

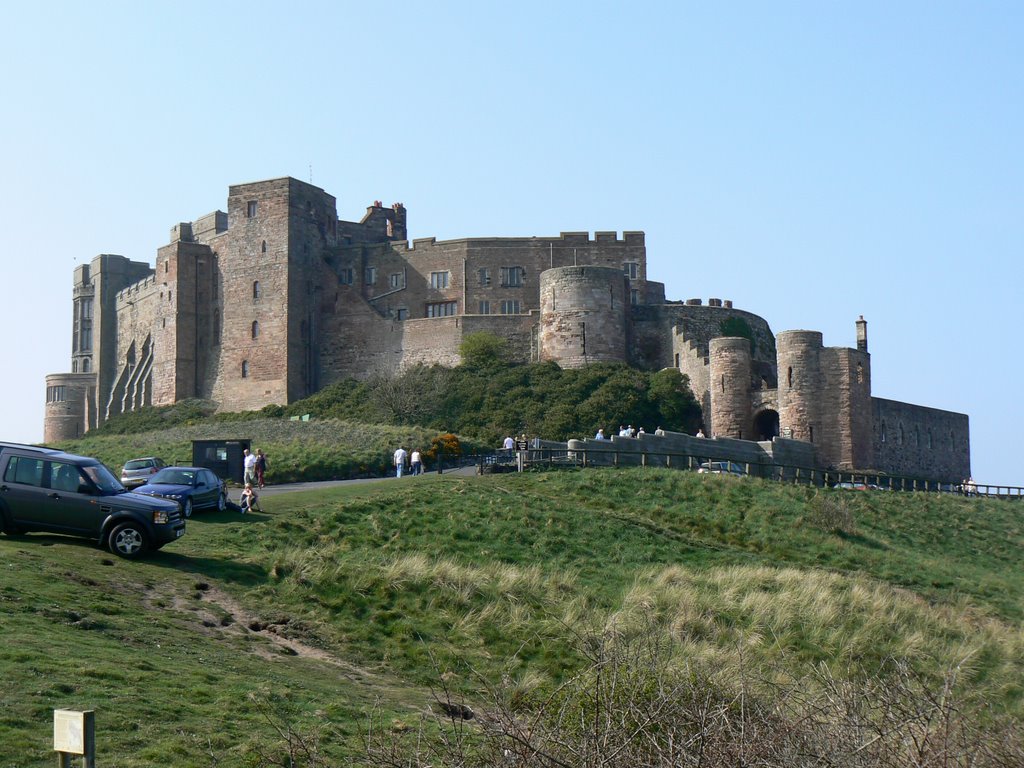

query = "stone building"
[{"left": 44, "top": 176, "right": 970, "bottom": 482}]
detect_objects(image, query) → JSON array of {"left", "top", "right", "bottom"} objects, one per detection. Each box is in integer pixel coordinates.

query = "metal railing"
[{"left": 473, "top": 447, "right": 1023, "bottom": 499}]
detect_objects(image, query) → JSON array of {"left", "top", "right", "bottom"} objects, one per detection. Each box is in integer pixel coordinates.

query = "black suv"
[{"left": 0, "top": 442, "right": 186, "bottom": 558}]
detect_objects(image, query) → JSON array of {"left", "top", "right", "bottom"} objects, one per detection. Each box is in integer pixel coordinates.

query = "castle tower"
[
  {"left": 708, "top": 336, "right": 752, "bottom": 439},
  {"left": 539, "top": 266, "right": 628, "bottom": 367},
  {"left": 828, "top": 345, "right": 873, "bottom": 470},
  {"left": 213, "top": 177, "right": 339, "bottom": 410},
  {"left": 776, "top": 330, "right": 823, "bottom": 445},
  {"left": 43, "top": 373, "right": 96, "bottom": 442}
]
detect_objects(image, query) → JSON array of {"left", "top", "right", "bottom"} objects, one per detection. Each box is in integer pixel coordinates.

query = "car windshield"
[
  {"left": 150, "top": 468, "right": 196, "bottom": 486},
  {"left": 124, "top": 459, "right": 153, "bottom": 470},
  {"left": 83, "top": 463, "right": 126, "bottom": 493}
]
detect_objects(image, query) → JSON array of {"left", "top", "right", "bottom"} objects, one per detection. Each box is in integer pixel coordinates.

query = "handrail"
[{"left": 473, "top": 448, "right": 1023, "bottom": 498}]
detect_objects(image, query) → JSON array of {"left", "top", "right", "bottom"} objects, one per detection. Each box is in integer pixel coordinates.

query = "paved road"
[{"left": 239, "top": 465, "right": 477, "bottom": 501}]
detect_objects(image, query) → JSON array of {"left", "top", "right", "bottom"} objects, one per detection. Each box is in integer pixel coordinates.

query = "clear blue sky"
[{"left": 1, "top": 1, "right": 1020, "bottom": 484}]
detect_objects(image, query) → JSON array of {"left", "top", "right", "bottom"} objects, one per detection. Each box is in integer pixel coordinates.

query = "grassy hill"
[
  {"left": 1, "top": 466, "right": 1022, "bottom": 766},
  {"left": 54, "top": 417, "right": 461, "bottom": 484}
]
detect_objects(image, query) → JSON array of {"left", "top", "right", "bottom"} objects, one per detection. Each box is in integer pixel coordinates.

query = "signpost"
[{"left": 53, "top": 709, "right": 95, "bottom": 768}]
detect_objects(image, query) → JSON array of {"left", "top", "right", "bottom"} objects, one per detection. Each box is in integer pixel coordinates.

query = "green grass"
[
  {"left": 1, "top": 467, "right": 1022, "bottom": 765},
  {"left": 55, "top": 418, "right": 453, "bottom": 484}
]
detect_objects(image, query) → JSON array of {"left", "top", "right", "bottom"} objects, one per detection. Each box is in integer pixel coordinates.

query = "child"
[{"left": 240, "top": 482, "right": 262, "bottom": 514}]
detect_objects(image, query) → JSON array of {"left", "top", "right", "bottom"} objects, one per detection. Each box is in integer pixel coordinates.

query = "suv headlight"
[{"left": 153, "top": 510, "right": 169, "bottom": 525}]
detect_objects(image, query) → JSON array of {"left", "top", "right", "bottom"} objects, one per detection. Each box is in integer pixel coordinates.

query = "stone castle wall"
[
  {"left": 539, "top": 266, "right": 629, "bottom": 367},
  {"left": 709, "top": 337, "right": 752, "bottom": 439},
  {"left": 872, "top": 398, "right": 970, "bottom": 481},
  {"left": 43, "top": 176, "right": 972, "bottom": 483}
]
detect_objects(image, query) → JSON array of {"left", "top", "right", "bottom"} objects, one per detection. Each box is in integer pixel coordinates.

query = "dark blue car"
[{"left": 134, "top": 466, "right": 227, "bottom": 518}]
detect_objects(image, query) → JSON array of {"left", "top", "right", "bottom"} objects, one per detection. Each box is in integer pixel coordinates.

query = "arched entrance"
[{"left": 754, "top": 409, "right": 780, "bottom": 441}]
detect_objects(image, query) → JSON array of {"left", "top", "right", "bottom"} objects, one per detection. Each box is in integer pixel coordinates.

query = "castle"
[{"left": 44, "top": 176, "right": 970, "bottom": 482}]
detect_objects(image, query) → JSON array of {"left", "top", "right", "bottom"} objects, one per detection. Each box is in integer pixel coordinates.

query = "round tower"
[
  {"left": 776, "top": 330, "right": 823, "bottom": 444},
  {"left": 539, "top": 266, "right": 628, "bottom": 368},
  {"left": 708, "top": 337, "right": 752, "bottom": 439},
  {"left": 44, "top": 373, "right": 95, "bottom": 443}
]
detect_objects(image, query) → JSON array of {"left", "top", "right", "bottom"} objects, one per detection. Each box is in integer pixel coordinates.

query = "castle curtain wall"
[
  {"left": 42, "top": 176, "right": 973, "bottom": 484},
  {"left": 872, "top": 398, "right": 970, "bottom": 481}
]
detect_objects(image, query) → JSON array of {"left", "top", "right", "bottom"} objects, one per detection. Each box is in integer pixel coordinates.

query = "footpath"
[{"left": 243, "top": 465, "right": 477, "bottom": 500}]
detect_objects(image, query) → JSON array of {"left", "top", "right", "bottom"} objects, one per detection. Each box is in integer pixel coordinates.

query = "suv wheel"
[
  {"left": 0, "top": 511, "right": 21, "bottom": 536},
  {"left": 109, "top": 523, "right": 149, "bottom": 559},
  {"left": 183, "top": 498, "right": 193, "bottom": 518},
  {"left": 217, "top": 492, "right": 226, "bottom": 512}
]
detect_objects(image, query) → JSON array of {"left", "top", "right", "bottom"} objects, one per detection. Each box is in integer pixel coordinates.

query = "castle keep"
[{"left": 44, "top": 177, "right": 971, "bottom": 482}]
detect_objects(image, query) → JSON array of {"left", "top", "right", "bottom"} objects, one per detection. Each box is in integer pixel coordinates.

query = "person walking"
[
  {"left": 410, "top": 448, "right": 423, "bottom": 476},
  {"left": 255, "top": 449, "right": 268, "bottom": 489},
  {"left": 243, "top": 448, "right": 257, "bottom": 486},
  {"left": 393, "top": 446, "right": 408, "bottom": 478}
]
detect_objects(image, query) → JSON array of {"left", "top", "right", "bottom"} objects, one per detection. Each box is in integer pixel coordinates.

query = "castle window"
[
  {"left": 241, "top": 360, "right": 250, "bottom": 378},
  {"left": 247, "top": 200, "right": 258, "bottom": 218},
  {"left": 72, "top": 360, "right": 77, "bottom": 373},
  {"left": 479, "top": 300, "right": 491, "bottom": 315},
  {"left": 81, "top": 298, "right": 93, "bottom": 319},
  {"left": 80, "top": 325, "right": 92, "bottom": 353},
  {"left": 623, "top": 262, "right": 639, "bottom": 279},
  {"left": 82, "top": 358, "right": 90, "bottom": 373},
  {"left": 46, "top": 386, "right": 67, "bottom": 403},
  {"left": 168, "top": 290, "right": 173, "bottom": 302},
  {"left": 162, "top": 318, "right": 166, "bottom": 328},
  {"left": 251, "top": 320, "right": 260, "bottom": 339},
  {"left": 500, "top": 299, "right": 520, "bottom": 315},
  {"left": 253, "top": 280, "right": 261, "bottom": 299},
  {"left": 787, "top": 367, "right": 793, "bottom": 387},
  {"left": 261, "top": 240, "right": 267, "bottom": 253},
  {"left": 674, "top": 353, "right": 680, "bottom": 368},
  {"left": 809, "top": 425, "right": 814, "bottom": 443},
  {"left": 396, "top": 308, "right": 408, "bottom": 321},
  {"left": 364, "top": 267, "right": 377, "bottom": 285},
  {"left": 880, "top": 421, "right": 886, "bottom": 443},
  {"left": 164, "top": 261, "right": 169, "bottom": 273},
  {"left": 426, "top": 301, "right": 457, "bottom": 318},
  {"left": 478, "top": 268, "right": 491, "bottom": 286},
  {"left": 630, "top": 289, "right": 640, "bottom": 305},
  {"left": 500, "top": 266, "right": 524, "bottom": 287},
  {"left": 721, "top": 375, "right": 725, "bottom": 392},
  {"left": 338, "top": 269, "right": 353, "bottom": 285},
  {"left": 389, "top": 273, "right": 402, "bottom": 289},
  {"left": 430, "top": 271, "right": 450, "bottom": 289}
]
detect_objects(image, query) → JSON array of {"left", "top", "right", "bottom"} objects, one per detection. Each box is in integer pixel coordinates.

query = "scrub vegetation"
[
  {"left": 81, "top": 348, "right": 703, "bottom": 452},
  {"left": 1, "top": 467, "right": 1022, "bottom": 766}
]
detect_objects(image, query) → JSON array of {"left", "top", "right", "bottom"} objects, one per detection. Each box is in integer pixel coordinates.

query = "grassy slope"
[
  {"left": 55, "top": 418, "right": 452, "bottom": 484},
  {"left": 1, "top": 468, "right": 1022, "bottom": 766}
]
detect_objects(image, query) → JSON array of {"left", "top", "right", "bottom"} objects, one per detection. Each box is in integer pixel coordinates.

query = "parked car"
[
  {"left": 0, "top": 442, "right": 185, "bottom": 558},
  {"left": 698, "top": 461, "right": 746, "bottom": 476},
  {"left": 120, "top": 456, "right": 166, "bottom": 488},
  {"left": 134, "top": 467, "right": 227, "bottom": 517}
]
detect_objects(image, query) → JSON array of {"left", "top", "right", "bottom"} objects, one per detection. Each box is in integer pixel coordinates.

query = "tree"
[{"left": 459, "top": 332, "right": 510, "bottom": 369}]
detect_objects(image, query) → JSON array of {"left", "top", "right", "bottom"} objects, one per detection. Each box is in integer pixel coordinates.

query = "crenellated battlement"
[
  {"left": 116, "top": 275, "right": 157, "bottom": 305},
  {"left": 43, "top": 175, "right": 970, "bottom": 485}
]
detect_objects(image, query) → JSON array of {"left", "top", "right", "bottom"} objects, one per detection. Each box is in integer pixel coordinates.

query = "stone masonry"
[{"left": 44, "top": 176, "right": 971, "bottom": 482}]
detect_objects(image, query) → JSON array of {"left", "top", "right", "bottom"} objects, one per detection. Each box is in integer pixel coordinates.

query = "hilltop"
[{"left": 1, "top": 465, "right": 1022, "bottom": 766}]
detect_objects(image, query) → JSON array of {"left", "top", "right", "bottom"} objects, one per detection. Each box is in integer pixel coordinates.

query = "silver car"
[{"left": 120, "top": 457, "right": 166, "bottom": 488}]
